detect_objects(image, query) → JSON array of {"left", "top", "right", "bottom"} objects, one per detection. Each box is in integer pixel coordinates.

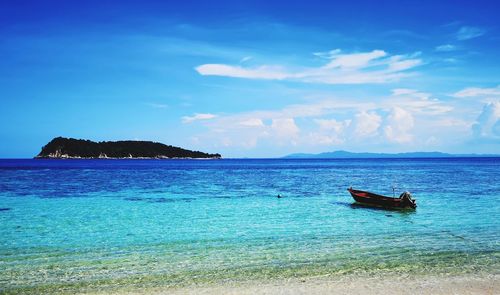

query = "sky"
[{"left": 1, "top": 0, "right": 499, "bottom": 158}]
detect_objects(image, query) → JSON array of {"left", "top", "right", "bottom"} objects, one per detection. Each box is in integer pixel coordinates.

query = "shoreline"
[
  {"left": 33, "top": 156, "right": 222, "bottom": 160},
  {"left": 3, "top": 269, "right": 498, "bottom": 294},
  {"left": 82, "top": 273, "right": 499, "bottom": 295}
]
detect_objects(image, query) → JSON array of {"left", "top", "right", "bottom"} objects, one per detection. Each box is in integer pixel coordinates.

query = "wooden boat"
[{"left": 347, "top": 187, "right": 416, "bottom": 209}]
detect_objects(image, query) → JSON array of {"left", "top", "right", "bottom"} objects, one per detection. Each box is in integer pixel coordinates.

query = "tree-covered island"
[{"left": 35, "top": 137, "right": 221, "bottom": 159}]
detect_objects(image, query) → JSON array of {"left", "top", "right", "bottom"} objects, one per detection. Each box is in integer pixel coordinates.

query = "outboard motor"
[{"left": 399, "top": 191, "right": 417, "bottom": 209}]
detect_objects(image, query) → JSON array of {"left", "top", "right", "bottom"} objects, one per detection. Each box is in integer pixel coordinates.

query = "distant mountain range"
[
  {"left": 35, "top": 137, "right": 221, "bottom": 159},
  {"left": 284, "top": 150, "right": 499, "bottom": 159}
]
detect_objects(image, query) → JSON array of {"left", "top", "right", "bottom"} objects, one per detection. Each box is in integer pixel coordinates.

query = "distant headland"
[
  {"left": 285, "top": 150, "right": 499, "bottom": 159},
  {"left": 35, "top": 137, "right": 221, "bottom": 159}
]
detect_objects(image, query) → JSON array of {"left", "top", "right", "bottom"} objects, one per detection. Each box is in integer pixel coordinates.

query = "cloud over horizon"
[
  {"left": 179, "top": 87, "right": 474, "bottom": 154},
  {"left": 472, "top": 102, "right": 500, "bottom": 140}
]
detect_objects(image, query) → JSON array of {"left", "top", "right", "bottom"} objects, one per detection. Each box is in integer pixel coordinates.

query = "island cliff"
[{"left": 35, "top": 137, "right": 221, "bottom": 159}]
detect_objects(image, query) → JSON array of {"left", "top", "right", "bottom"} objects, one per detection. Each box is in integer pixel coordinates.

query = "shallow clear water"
[{"left": 1, "top": 158, "right": 499, "bottom": 293}]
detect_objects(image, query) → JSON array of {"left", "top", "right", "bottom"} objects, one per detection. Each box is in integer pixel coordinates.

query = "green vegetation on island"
[{"left": 35, "top": 137, "right": 221, "bottom": 159}]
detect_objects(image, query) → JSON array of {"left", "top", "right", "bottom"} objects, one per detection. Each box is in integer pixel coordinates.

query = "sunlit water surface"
[{"left": 0, "top": 158, "right": 499, "bottom": 293}]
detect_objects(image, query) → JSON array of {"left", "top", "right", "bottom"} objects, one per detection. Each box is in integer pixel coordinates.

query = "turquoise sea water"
[{"left": 1, "top": 158, "right": 499, "bottom": 293}]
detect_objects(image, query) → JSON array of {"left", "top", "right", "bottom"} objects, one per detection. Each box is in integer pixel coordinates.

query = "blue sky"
[{"left": 1, "top": 0, "right": 499, "bottom": 158}]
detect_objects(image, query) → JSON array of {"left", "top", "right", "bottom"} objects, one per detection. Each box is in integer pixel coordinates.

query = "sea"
[{"left": 0, "top": 158, "right": 499, "bottom": 293}]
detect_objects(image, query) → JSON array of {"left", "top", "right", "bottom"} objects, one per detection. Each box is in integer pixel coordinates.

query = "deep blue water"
[{"left": 0, "top": 158, "right": 499, "bottom": 292}]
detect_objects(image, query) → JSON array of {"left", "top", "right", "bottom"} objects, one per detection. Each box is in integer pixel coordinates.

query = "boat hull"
[{"left": 348, "top": 188, "right": 416, "bottom": 209}]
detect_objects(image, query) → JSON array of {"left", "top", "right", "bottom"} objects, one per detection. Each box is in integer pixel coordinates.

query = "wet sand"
[{"left": 85, "top": 274, "right": 499, "bottom": 295}]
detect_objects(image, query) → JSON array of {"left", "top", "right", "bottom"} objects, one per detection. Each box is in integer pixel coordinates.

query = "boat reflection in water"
[{"left": 348, "top": 187, "right": 417, "bottom": 210}]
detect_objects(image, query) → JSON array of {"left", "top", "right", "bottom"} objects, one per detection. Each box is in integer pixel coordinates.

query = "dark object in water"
[
  {"left": 277, "top": 194, "right": 283, "bottom": 198},
  {"left": 347, "top": 187, "right": 416, "bottom": 209},
  {"left": 0, "top": 208, "right": 11, "bottom": 211}
]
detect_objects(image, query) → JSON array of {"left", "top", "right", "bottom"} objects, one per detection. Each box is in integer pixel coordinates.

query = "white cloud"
[
  {"left": 182, "top": 113, "right": 217, "bottom": 123},
  {"left": 183, "top": 90, "right": 469, "bottom": 152},
  {"left": 196, "top": 64, "right": 289, "bottom": 80},
  {"left": 383, "top": 107, "right": 414, "bottom": 143},
  {"left": 456, "top": 26, "right": 485, "bottom": 40},
  {"left": 435, "top": 44, "right": 457, "bottom": 52},
  {"left": 391, "top": 88, "right": 429, "bottom": 99},
  {"left": 472, "top": 102, "right": 500, "bottom": 139},
  {"left": 196, "top": 49, "right": 422, "bottom": 85},
  {"left": 353, "top": 111, "right": 382, "bottom": 137},
  {"left": 392, "top": 88, "right": 417, "bottom": 96},
  {"left": 387, "top": 55, "right": 422, "bottom": 71},
  {"left": 314, "top": 118, "right": 349, "bottom": 133},
  {"left": 184, "top": 100, "right": 362, "bottom": 149},
  {"left": 323, "top": 50, "right": 386, "bottom": 69},
  {"left": 310, "top": 118, "right": 351, "bottom": 145},
  {"left": 393, "top": 99, "right": 452, "bottom": 115},
  {"left": 306, "top": 132, "right": 344, "bottom": 145},
  {"left": 389, "top": 88, "right": 453, "bottom": 115},
  {"left": 239, "top": 118, "right": 265, "bottom": 127},
  {"left": 434, "top": 118, "right": 471, "bottom": 128},
  {"left": 312, "top": 49, "right": 342, "bottom": 59},
  {"left": 271, "top": 118, "right": 300, "bottom": 140},
  {"left": 453, "top": 85, "right": 500, "bottom": 98}
]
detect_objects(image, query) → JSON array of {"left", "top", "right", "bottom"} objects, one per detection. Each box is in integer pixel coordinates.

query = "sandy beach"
[{"left": 83, "top": 274, "right": 499, "bottom": 295}]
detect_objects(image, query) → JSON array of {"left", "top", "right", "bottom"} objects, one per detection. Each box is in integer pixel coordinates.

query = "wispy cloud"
[
  {"left": 182, "top": 113, "right": 217, "bottom": 123},
  {"left": 388, "top": 89, "right": 453, "bottom": 115},
  {"left": 145, "top": 102, "right": 168, "bottom": 109},
  {"left": 196, "top": 64, "right": 289, "bottom": 80},
  {"left": 456, "top": 26, "right": 485, "bottom": 40},
  {"left": 196, "top": 49, "right": 422, "bottom": 85},
  {"left": 453, "top": 85, "right": 500, "bottom": 98},
  {"left": 239, "top": 56, "right": 253, "bottom": 63},
  {"left": 380, "top": 29, "right": 427, "bottom": 40},
  {"left": 435, "top": 44, "right": 457, "bottom": 52},
  {"left": 239, "top": 118, "right": 265, "bottom": 127}
]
